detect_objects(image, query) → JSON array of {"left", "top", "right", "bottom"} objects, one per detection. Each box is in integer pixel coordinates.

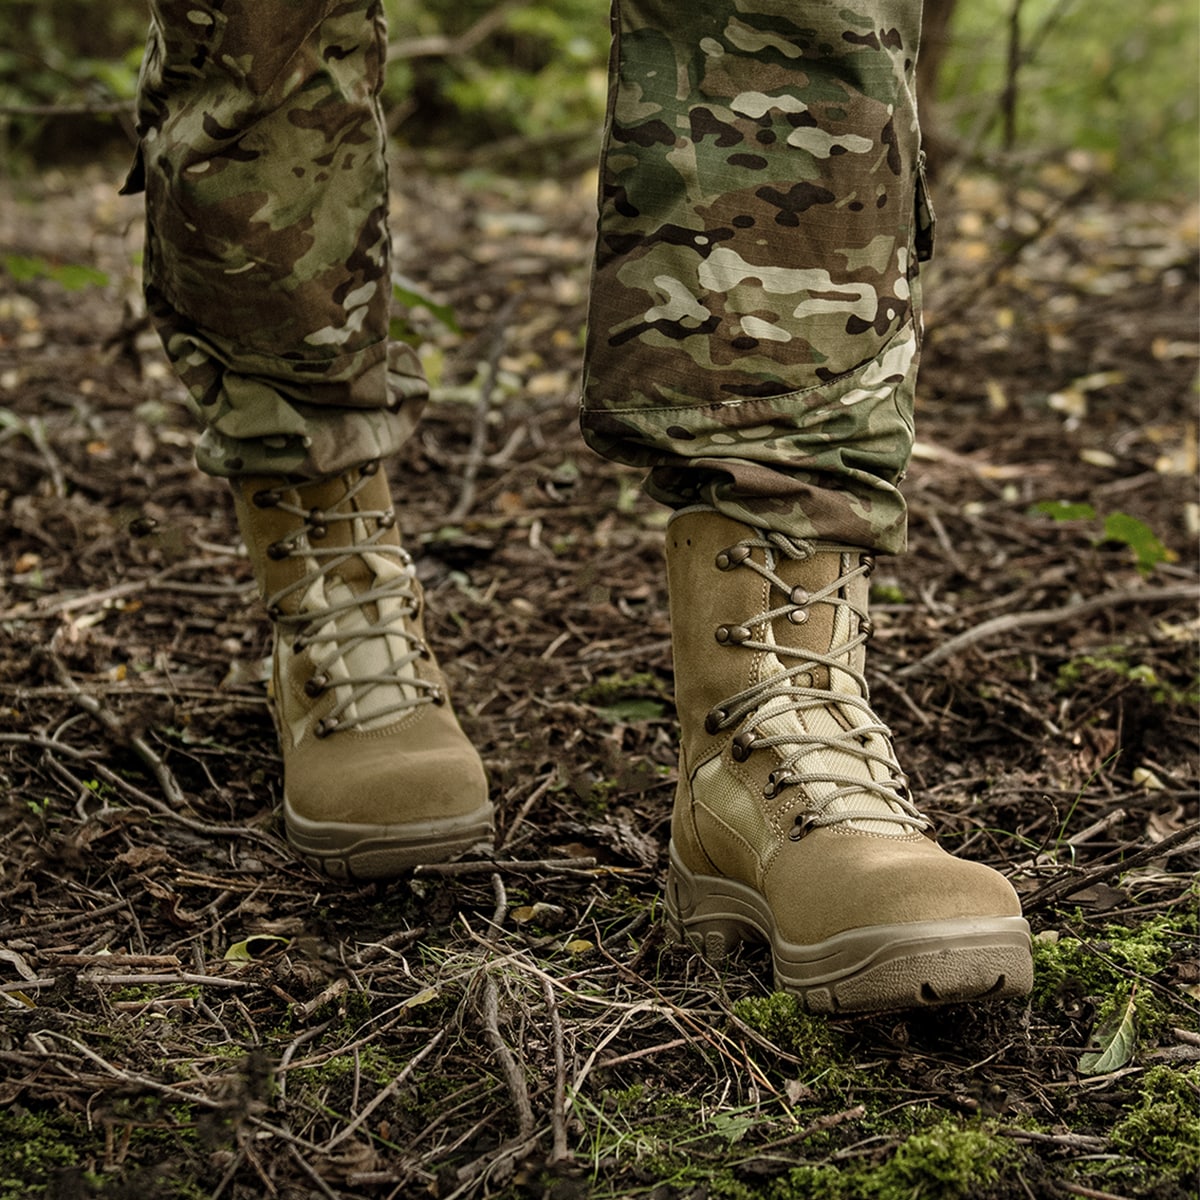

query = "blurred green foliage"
[
  {"left": 0, "top": 0, "right": 1194, "bottom": 197},
  {"left": 0, "top": 1, "right": 143, "bottom": 161},
  {"left": 386, "top": 0, "right": 609, "bottom": 155},
  {"left": 938, "top": 0, "right": 1198, "bottom": 198}
]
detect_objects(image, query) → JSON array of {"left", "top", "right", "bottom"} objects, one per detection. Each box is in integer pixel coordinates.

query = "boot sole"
[
  {"left": 284, "top": 799, "right": 495, "bottom": 881},
  {"left": 665, "top": 841, "right": 1033, "bottom": 1013}
]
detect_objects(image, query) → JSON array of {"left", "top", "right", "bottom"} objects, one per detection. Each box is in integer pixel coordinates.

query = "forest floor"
[{"left": 0, "top": 153, "right": 1197, "bottom": 1200}]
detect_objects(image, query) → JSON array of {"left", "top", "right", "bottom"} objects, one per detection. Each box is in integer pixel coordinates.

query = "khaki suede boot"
[
  {"left": 664, "top": 509, "right": 1033, "bottom": 1013},
  {"left": 232, "top": 461, "right": 493, "bottom": 879}
]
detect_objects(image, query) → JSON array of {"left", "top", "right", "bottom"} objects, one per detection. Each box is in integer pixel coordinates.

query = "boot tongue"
[
  {"left": 288, "top": 475, "right": 388, "bottom": 607},
  {"left": 235, "top": 470, "right": 424, "bottom": 734},
  {"left": 283, "top": 475, "right": 421, "bottom": 731},
  {"left": 758, "top": 546, "right": 916, "bottom": 836}
]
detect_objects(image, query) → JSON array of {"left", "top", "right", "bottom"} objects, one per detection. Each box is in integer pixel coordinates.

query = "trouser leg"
[
  {"left": 126, "top": 0, "right": 425, "bottom": 478},
  {"left": 581, "top": 0, "right": 929, "bottom": 554}
]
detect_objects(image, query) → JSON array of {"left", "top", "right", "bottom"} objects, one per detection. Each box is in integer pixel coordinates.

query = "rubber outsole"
[
  {"left": 664, "top": 840, "right": 1033, "bottom": 1013},
  {"left": 284, "top": 799, "right": 495, "bottom": 880}
]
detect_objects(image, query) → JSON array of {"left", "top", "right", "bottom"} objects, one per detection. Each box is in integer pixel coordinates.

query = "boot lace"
[
  {"left": 704, "top": 529, "right": 930, "bottom": 839},
  {"left": 252, "top": 464, "right": 443, "bottom": 736}
]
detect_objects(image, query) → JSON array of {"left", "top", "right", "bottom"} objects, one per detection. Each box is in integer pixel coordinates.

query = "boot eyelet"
[
  {"left": 361, "top": 460, "right": 380, "bottom": 476},
  {"left": 763, "top": 771, "right": 780, "bottom": 799},
  {"left": 860, "top": 553, "right": 876, "bottom": 576},
  {"left": 715, "top": 624, "right": 751, "bottom": 645},
  {"left": 860, "top": 617, "right": 874, "bottom": 639},
  {"left": 787, "top": 608, "right": 809, "bottom": 625},
  {"left": 704, "top": 708, "right": 728, "bottom": 735},
  {"left": 267, "top": 540, "right": 290, "bottom": 561},
  {"left": 789, "top": 814, "right": 816, "bottom": 842},
  {"left": 315, "top": 717, "right": 338, "bottom": 738},
  {"left": 253, "top": 488, "right": 281, "bottom": 509},
  {"left": 428, "top": 686, "right": 446, "bottom": 706},
  {"left": 715, "top": 545, "right": 751, "bottom": 571},
  {"left": 789, "top": 586, "right": 809, "bottom": 605},
  {"left": 304, "top": 672, "right": 329, "bottom": 698},
  {"left": 731, "top": 731, "right": 758, "bottom": 762},
  {"left": 267, "top": 604, "right": 283, "bottom": 620},
  {"left": 379, "top": 510, "right": 396, "bottom": 530}
]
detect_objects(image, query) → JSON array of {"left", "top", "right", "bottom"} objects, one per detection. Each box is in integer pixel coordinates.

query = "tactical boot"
[
  {"left": 232, "top": 462, "right": 493, "bottom": 879},
  {"left": 664, "top": 509, "right": 1033, "bottom": 1013}
]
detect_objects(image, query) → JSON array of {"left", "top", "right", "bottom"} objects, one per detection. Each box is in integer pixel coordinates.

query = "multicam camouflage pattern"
[
  {"left": 127, "top": 0, "right": 425, "bottom": 478},
  {"left": 132, "top": 0, "right": 927, "bottom": 551},
  {"left": 581, "top": 0, "right": 928, "bottom": 552}
]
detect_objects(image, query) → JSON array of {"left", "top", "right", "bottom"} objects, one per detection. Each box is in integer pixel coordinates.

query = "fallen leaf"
[
  {"left": 224, "top": 934, "right": 290, "bottom": 962},
  {"left": 1079, "top": 989, "right": 1138, "bottom": 1076}
]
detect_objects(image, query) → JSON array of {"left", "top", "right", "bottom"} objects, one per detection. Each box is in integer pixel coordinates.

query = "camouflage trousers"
[{"left": 130, "top": 0, "right": 929, "bottom": 553}]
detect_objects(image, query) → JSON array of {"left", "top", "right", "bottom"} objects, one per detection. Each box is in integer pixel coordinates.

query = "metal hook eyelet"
[
  {"left": 731, "top": 731, "right": 758, "bottom": 762},
  {"left": 304, "top": 672, "right": 329, "bottom": 698},
  {"left": 715, "top": 544, "right": 751, "bottom": 571},
  {"left": 267, "top": 540, "right": 290, "bottom": 561},
  {"left": 315, "top": 717, "right": 338, "bottom": 738},
  {"left": 789, "top": 813, "right": 816, "bottom": 842},
  {"left": 715, "top": 624, "right": 751, "bottom": 645},
  {"left": 704, "top": 708, "right": 728, "bottom": 735}
]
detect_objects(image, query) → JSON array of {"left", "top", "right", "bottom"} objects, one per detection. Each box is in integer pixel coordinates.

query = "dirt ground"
[{"left": 0, "top": 155, "right": 1197, "bottom": 1199}]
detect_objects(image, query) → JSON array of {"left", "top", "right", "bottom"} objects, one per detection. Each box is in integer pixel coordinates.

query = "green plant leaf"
[
  {"left": 1100, "top": 512, "right": 1171, "bottom": 575},
  {"left": 3, "top": 254, "right": 108, "bottom": 289},
  {"left": 710, "top": 1111, "right": 756, "bottom": 1144},
  {"left": 598, "top": 698, "right": 665, "bottom": 722},
  {"left": 392, "top": 276, "right": 461, "bottom": 334},
  {"left": 1079, "top": 989, "right": 1138, "bottom": 1076},
  {"left": 51, "top": 263, "right": 110, "bottom": 290},
  {"left": 1032, "top": 500, "right": 1096, "bottom": 522},
  {"left": 224, "top": 934, "right": 290, "bottom": 962}
]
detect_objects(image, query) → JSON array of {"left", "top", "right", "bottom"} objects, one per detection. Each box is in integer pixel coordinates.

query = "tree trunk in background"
[{"left": 918, "top": 0, "right": 958, "bottom": 176}]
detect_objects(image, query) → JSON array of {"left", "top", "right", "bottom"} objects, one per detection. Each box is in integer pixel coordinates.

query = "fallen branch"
[
  {"left": 542, "top": 975, "right": 571, "bottom": 1164},
  {"left": 320, "top": 1029, "right": 445, "bottom": 1153},
  {"left": 43, "top": 650, "right": 189, "bottom": 811},
  {"left": 1023, "top": 822, "right": 1200, "bottom": 911},
  {"left": 389, "top": 0, "right": 529, "bottom": 61},
  {"left": 999, "top": 1127, "right": 1108, "bottom": 1152},
  {"left": 447, "top": 296, "right": 518, "bottom": 524},
  {"left": 480, "top": 974, "right": 534, "bottom": 1140},
  {"left": 414, "top": 857, "right": 598, "bottom": 878},
  {"left": 897, "top": 584, "right": 1195, "bottom": 678}
]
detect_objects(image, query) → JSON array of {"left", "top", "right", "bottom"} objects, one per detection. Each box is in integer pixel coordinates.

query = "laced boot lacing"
[
  {"left": 704, "top": 528, "right": 931, "bottom": 841},
  {"left": 250, "top": 463, "right": 444, "bottom": 738}
]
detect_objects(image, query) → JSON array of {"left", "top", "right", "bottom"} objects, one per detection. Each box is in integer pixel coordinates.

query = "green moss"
[
  {"left": 1032, "top": 913, "right": 1189, "bottom": 1021},
  {"left": 578, "top": 672, "right": 660, "bottom": 703},
  {"left": 869, "top": 1122, "right": 1018, "bottom": 1198},
  {"left": 869, "top": 582, "right": 907, "bottom": 605},
  {"left": 578, "top": 672, "right": 667, "bottom": 722},
  {"left": 0, "top": 1110, "right": 80, "bottom": 1199},
  {"left": 1102, "top": 1065, "right": 1200, "bottom": 1191},
  {"left": 706, "top": 1119, "right": 1020, "bottom": 1200},
  {"left": 732, "top": 992, "right": 852, "bottom": 1091},
  {"left": 1056, "top": 649, "right": 1199, "bottom": 708}
]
